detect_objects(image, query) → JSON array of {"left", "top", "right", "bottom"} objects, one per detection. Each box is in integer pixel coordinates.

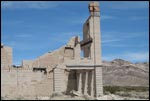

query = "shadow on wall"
[
  {"left": 66, "top": 70, "right": 77, "bottom": 95},
  {"left": 33, "top": 67, "right": 47, "bottom": 74},
  {"left": 66, "top": 70, "right": 94, "bottom": 96}
]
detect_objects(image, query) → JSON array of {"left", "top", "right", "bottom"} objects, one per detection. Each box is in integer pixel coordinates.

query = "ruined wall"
[
  {"left": 22, "top": 36, "right": 80, "bottom": 69},
  {"left": 1, "top": 37, "right": 81, "bottom": 98},
  {"left": 1, "top": 68, "right": 53, "bottom": 98},
  {"left": 22, "top": 46, "right": 68, "bottom": 69},
  {"left": 65, "top": 70, "right": 77, "bottom": 93},
  {"left": 1, "top": 45, "right": 12, "bottom": 68},
  {"left": 22, "top": 60, "right": 34, "bottom": 68}
]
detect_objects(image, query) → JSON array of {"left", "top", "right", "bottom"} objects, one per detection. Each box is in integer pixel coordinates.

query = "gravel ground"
[{"left": 1, "top": 91, "right": 149, "bottom": 100}]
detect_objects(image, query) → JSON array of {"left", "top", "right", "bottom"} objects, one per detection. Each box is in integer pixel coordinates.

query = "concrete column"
[
  {"left": 90, "top": 70, "right": 94, "bottom": 97},
  {"left": 77, "top": 71, "right": 82, "bottom": 93},
  {"left": 54, "top": 68, "right": 61, "bottom": 92},
  {"left": 95, "top": 67, "right": 103, "bottom": 97},
  {"left": 84, "top": 71, "right": 88, "bottom": 95}
]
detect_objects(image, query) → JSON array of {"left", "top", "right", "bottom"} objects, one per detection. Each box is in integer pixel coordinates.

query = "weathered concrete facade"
[
  {"left": 1, "top": 44, "right": 13, "bottom": 68},
  {"left": 1, "top": 2, "right": 103, "bottom": 98}
]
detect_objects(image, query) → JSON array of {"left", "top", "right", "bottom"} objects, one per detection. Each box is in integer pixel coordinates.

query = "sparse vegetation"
[
  {"left": 14, "top": 96, "right": 26, "bottom": 100},
  {"left": 82, "top": 95, "right": 89, "bottom": 100},
  {"left": 82, "top": 95, "right": 94, "bottom": 100},
  {"left": 50, "top": 92, "right": 63, "bottom": 99},
  {"left": 104, "top": 86, "right": 149, "bottom": 99},
  {"left": 123, "top": 98, "right": 128, "bottom": 100},
  {"left": 104, "top": 86, "right": 149, "bottom": 94},
  {"left": 115, "top": 91, "right": 131, "bottom": 97},
  {"left": 1, "top": 96, "right": 4, "bottom": 100},
  {"left": 1, "top": 86, "right": 149, "bottom": 100}
]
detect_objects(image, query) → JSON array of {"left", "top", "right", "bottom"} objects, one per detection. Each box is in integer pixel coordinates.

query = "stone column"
[
  {"left": 77, "top": 71, "right": 82, "bottom": 93},
  {"left": 84, "top": 71, "right": 88, "bottom": 95},
  {"left": 95, "top": 67, "right": 103, "bottom": 97},
  {"left": 90, "top": 70, "right": 94, "bottom": 97},
  {"left": 54, "top": 68, "right": 61, "bottom": 92}
]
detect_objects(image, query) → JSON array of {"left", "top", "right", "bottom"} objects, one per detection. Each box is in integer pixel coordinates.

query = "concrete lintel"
[
  {"left": 66, "top": 65, "right": 103, "bottom": 67},
  {"left": 65, "top": 67, "right": 94, "bottom": 70}
]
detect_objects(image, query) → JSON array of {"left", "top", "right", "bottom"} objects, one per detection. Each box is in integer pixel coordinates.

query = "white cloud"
[
  {"left": 102, "top": 39, "right": 121, "bottom": 43},
  {"left": 100, "top": 15, "right": 148, "bottom": 22},
  {"left": 130, "top": 16, "right": 149, "bottom": 21},
  {"left": 15, "top": 34, "right": 32, "bottom": 38},
  {"left": 125, "top": 52, "right": 149, "bottom": 62},
  {"left": 101, "top": 31, "right": 147, "bottom": 43},
  {"left": 101, "top": 31, "right": 148, "bottom": 48},
  {"left": 6, "top": 41, "right": 16, "bottom": 47},
  {"left": 101, "top": 15, "right": 117, "bottom": 20},
  {"left": 102, "top": 1, "right": 149, "bottom": 10},
  {"left": 102, "top": 51, "right": 149, "bottom": 62},
  {"left": 1, "top": 1, "right": 61, "bottom": 9},
  {"left": 70, "top": 18, "right": 86, "bottom": 24},
  {"left": 2, "top": 20, "right": 24, "bottom": 26},
  {"left": 103, "top": 43, "right": 149, "bottom": 48},
  {"left": 50, "top": 32, "right": 82, "bottom": 43}
]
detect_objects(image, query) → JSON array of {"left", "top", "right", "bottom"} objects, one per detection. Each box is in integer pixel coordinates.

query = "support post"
[
  {"left": 91, "top": 70, "right": 94, "bottom": 97},
  {"left": 84, "top": 71, "right": 88, "bottom": 95},
  {"left": 77, "top": 71, "right": 82, "bottom": 93}
]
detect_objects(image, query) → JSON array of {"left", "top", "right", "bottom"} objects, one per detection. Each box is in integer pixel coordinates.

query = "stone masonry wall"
[
  {"left": 1, "top": 68, "right": 53, "bottom": 98},
  {"left": 1, "top": 45, "right": 12, "bottom": 68}
]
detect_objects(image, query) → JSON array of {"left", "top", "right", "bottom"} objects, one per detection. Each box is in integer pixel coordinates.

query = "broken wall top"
[{"left": 89, "top": 2, "right": 100, "bottom": 12}]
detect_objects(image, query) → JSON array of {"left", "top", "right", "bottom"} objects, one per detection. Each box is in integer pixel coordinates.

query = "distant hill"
[{"left": 102, "top": 59, "right": 149, "bottom": 87}]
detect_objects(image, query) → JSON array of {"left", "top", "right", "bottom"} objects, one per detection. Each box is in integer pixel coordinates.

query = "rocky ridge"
[{"left": 102, "top": 59, "right": 149, "bottom": 86}]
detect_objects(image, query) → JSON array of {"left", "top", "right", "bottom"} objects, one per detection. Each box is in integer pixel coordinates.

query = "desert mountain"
[{"left": 102, "top": 59, "right": 149, "bottom": 87}]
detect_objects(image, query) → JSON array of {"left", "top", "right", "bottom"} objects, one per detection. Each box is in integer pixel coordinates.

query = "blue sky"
[{"left": 1, "top": 1, "right": 149, "bottom": 65}]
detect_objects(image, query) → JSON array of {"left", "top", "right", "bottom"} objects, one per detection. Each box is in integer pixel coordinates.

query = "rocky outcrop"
[{"left": 102, "top": 59, "right": 149, "bottom": 87}]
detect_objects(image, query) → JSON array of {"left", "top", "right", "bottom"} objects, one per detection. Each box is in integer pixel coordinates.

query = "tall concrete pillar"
[
  {"left": 54, "top": 68, "right": 61, "bottom": 92},
  {"left": 89, "top": 2, "right": 103, "bottom": 97},
  {"left": 95, "top": 67, "right": 103, "bottom": 97},
  {"left": 84, "top": 71, "right": 88, "bottom": 95},
  {"left": 90, "top": 70, "right": 94, "bottom": 97},
  {"left": 77, "top": 71, "right": 82, "bottom": 93},
  {"left": 74, "top": 36, "right": 81, "bottom": 60}
]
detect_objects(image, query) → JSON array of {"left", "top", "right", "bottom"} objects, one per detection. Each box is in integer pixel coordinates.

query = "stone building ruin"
[
  {"left": 1, "top": 2, "right": 103, "bottom": 98},
  {"left": 1, "top": 44, "right": 13, "bottom": 68}
]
